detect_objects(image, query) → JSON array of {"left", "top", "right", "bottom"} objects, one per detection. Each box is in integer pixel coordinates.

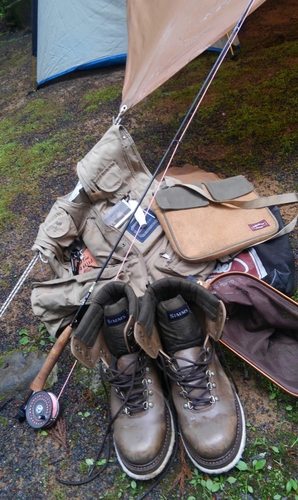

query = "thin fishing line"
[{"left": 57, "top": 359, "right": 77, "bottom": 400}]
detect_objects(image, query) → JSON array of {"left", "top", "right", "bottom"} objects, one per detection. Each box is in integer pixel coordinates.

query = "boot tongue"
[
  {"left": 103, "top": 297, "right": 129, "bottom": 358},
  {"left": 117, "top": 352, "right": 139, "bottom": 373},
  {"left": 157, "top": 295, "right": 204, "bottom": 357}
]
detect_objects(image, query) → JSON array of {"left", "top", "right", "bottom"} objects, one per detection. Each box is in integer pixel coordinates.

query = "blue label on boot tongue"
[
  {"left": 105, "top": 309, "right": 128, "bottom": 326},
  {"left": 167, "top": 303, "right": 190, "bottom": 322}
]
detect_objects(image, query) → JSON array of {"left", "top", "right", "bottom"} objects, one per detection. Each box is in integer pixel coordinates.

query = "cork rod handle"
[{"left": 30, "top": 325, "right": 73, "bottom": 393}]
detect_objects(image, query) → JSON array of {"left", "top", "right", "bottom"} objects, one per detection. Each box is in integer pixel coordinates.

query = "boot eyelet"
[
  {"left": 147, "top": 378, "right": 153, "bottom": 384},
  {"left": 167, "top": 360, "right": 177, "bottom": 371},
  {"left": 145, "top": 367, "right": 150, "bottom": 372},
  {"left": 180, "top": 388, "right": 188, "bottom": 398},
  {"left": 148, "top": 390, "right": 154, "bottom": 396},
  {"left": 212, "top": 382, "right": 217, "bottom": 388},
  {"left": 148, "top": 402, "right": 154, "bottom": 408}
]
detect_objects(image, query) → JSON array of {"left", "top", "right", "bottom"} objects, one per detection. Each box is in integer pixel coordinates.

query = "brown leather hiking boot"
[
  {"left": 71, "top": 281, "right": 175, "bottom": 480},
  {"left": 134, "top": 277, "right": 246, "bottom": 474}
]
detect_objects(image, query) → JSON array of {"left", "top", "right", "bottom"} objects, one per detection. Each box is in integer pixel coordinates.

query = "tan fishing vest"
[{"left": 31, "top": 125, "right": 215, "bottom": 336}]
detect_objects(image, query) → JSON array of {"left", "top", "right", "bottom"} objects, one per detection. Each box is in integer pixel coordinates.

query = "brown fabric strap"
[{"left": 254, "top": 216, "right": 297, "bottom": 243}]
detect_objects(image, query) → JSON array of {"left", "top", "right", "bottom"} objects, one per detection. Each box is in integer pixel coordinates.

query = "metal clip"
[
  {"left": 113, "top": 104, "right": 128, "bottom": 125},
  {"left": 70, "top": 249, "right": 82, "bottom": 275},
  {"left": 159, "top": 252, "right": 172, "bottom": 263}
]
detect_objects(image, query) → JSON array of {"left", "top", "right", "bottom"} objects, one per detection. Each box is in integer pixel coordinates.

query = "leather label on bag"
[{"left": 249, "top": 219, "right": 270, "bottom": 231}]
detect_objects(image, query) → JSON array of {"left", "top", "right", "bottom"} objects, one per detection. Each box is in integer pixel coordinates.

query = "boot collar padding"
[
  {"left": 71, "top": 281, "right": 139, "bottom": 369},
  {"left": 135, "top": 277, "right": 226, "bottom": 358}
]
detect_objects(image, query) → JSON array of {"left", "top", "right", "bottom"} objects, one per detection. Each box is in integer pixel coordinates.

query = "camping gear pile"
[
  {"left": 6, "top": 0, "right": 297, "bottom": 495},
  {"left": 25, "top": 121, "right": 298, "bottom": 487}
]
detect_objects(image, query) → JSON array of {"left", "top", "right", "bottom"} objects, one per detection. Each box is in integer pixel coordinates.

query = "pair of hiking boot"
[{"left": 71, "top": 278, "right": 245, "bottom": 480}]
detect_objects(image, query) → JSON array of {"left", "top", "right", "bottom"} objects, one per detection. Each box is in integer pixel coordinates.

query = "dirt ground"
[{"left": 0, "top": 1, "right": 298, "bottom": 499}]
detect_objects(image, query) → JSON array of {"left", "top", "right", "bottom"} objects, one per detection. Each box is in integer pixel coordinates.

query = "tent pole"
[
  {"left": 226, "top": 33, "right": 235, "bottom": 57},
  {"left": 31, "top": 0, "right": 38, "bottom": 91},
  {"left": 31, "top": 56, "right": 37, "bottom": 92}
]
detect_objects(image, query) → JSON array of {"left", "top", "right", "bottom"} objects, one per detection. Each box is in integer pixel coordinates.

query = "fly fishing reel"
[{"left": 26, "top": 391, "right": 60, "bottom": 429}]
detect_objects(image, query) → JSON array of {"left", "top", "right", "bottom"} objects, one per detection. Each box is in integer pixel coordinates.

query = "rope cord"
[{"left": 0, "top": 253, "right": 39, "bottom": 319}]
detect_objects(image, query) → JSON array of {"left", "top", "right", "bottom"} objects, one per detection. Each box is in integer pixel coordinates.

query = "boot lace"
[
  {"left": 102, "top": 352, "right": 151, "bottom": 415},
  {"left": 57, "top": 351, "right": 152, "bottom": 487},
  {"left": 161, "top": 345, "right": 217, "bottom": 409}
]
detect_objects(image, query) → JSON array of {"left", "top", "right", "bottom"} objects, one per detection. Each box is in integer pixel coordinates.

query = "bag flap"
[
  {"left": 155, "top": 184, "right": 209, "bottom": 210},
  {"left": 203, "top": 175, "right": 254, "bottom": 201}
]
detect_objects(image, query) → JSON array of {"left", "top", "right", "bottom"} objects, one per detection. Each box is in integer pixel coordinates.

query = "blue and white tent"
[{"left": 32, "top": 0, "right": 128, "bottom": 87}]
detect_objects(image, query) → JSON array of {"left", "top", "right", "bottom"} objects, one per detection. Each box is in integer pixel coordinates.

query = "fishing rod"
[{"left": 18, "top": 0, "right": 257, "bottom": 428}]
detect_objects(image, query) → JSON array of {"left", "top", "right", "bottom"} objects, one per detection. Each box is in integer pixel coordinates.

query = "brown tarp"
[{"left": 121, "top": 0, "right": 265, "bottom": 111}]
